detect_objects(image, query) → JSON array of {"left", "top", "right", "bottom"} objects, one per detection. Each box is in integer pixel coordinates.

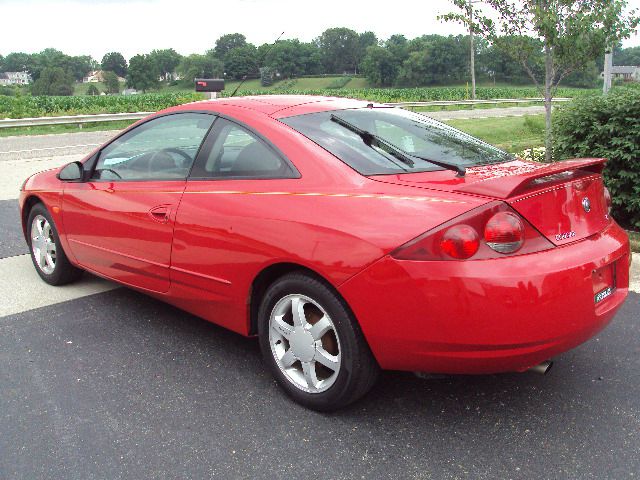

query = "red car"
[{"left": 20, "top": 95, "right": 630, "bottom": 410}]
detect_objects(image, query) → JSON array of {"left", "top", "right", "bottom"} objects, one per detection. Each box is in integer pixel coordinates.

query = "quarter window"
[
  {"left": 190, "top": 118, "right": 294, "bottom": 179},
  {"left": 92, "top": 113, "right": 215, "bottom": 181}
]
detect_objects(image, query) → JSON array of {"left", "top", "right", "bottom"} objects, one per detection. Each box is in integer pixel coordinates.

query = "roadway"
[{"left": 1, "top": 122, "right": 639, "bottom": 479}]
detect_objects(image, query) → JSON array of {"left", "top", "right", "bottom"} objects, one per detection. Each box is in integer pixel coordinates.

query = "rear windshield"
[{"left": 280, "top": 107, "right": 514, "bottom": 175}]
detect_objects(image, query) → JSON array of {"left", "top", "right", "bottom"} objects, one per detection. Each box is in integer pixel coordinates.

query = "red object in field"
[{"left": 18, "top": 95, "right": 631, "bottom": 377}]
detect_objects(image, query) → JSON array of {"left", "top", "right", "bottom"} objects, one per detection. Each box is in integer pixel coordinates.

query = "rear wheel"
[
  {"left": 258, "top": 272, "right": 379, "bottom": 411},
  {"left": 27, "top": 203, "right": 82, "bottom": 285}
]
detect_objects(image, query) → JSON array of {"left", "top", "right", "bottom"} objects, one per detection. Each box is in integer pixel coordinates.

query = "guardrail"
[
  {"left": 384, "top": 97, "right": 571, "bottom": 108},
  {"left": 0, "top": 98, "right": 571, "bottom": 129},
  {"left": 0, "top": 112, "right": 152, "bottom": 129}
]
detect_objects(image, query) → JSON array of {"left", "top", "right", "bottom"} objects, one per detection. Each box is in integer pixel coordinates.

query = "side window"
[
  {"left": 92, "top": 113, "right": 214, "bottom": 181},
  {"left": 191, "top": 118, "right": 294, "bottom": 179}
]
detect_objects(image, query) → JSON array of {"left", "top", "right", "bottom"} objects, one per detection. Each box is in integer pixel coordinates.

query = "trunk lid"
[{"left": 370, "top": 158, "right": 610, "bottom": 245}]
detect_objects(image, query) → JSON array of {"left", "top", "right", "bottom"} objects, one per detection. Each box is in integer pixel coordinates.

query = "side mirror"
[{"left": 58, "top": 161, "right": 84, "bottom": 181}]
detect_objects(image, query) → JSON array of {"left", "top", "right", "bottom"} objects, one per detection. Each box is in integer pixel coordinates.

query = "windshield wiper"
[
  {"left": 330, "top": 114, "right": 465, "bottom": 176},
  {"left": 330, "top": 114, "right": 414, "bottom": 170}
]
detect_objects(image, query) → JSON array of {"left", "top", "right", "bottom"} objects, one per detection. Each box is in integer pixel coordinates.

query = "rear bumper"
[{"left": 339, "top": 221, "right": 631, "bottom": 374}]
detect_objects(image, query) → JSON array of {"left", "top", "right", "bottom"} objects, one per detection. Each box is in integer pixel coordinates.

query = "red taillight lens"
[
  {"left": 603, "top": 186, "right": 612, "bottom": 215},
  {"left": 440, "top": 224, "right": 479, "bottom": 259},
  {"left": 391, "top": 201, "right": 554, "bottom": 261},
  {"left": 484, "top": 212, "right": 525, "bottom": 254}
]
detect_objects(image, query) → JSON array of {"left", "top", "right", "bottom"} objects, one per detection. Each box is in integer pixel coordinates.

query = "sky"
[{"left": 1, "top": 0, "right": 639, "bottom": 60}]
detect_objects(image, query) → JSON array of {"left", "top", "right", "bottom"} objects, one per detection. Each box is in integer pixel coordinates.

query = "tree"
[
  {"left": 66, "top": 55, "right": 95, "bottom": 82},
  {"left": 214, "top": 33, "right": 248, "bottom": 59},
  {"left": 177, "top": 54, "right": 223, "bottom": 86},
  {"left": 149, "top": 48, "right": 182, "bottom": 81},
  {"left": 3, "top": 52, "right": 35, "bottom": 74},
  {"left": 316, "top": 27, "right": 359, "bottom": 73},
  {"left": 223, "top": 45, "right": 258, "bottom": 80},
  {"left": 31, "top": 67, "right": 74, "bottom": 96},
  {"left": 614, "top": 45, "right": 640, "bottom": 66},
  {"left": 263, "top": 40, "right": 306, "bottom": 78},
  {"left": 103, "top": 70, "right": 120, "bottom": 94},
  {"left": 399, "top": 35, "right": 469, "bottom": 86},
  {"left": 298, "top": 42, "right": 323, "bottom": 75},
  {"left": 101, "top": 52, "right": 127, "bottom": 77},
  {"left": 442, "top": 0, "right": 640, "bottom": 161},
  {"left": 484, "top": 36, "right": 544, "bottom": 84},
  {"left": 127, "top": 54, "right": 159, "bottom": 92},
  {"left": 357, "top": 31, "right": 378, "bottom": 72},
  {"left": 361, "top": 45, "right": 398, "bottom": 86},
  {"left": 0, "top": 54, "right": 4, "bottom": 71},
  {"left": 86, "top": 84, "right": 100, "bottom": 96}
]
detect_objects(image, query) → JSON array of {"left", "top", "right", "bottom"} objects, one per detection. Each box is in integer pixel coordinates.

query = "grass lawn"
[
  {"left": 73, "top": 81, "right": 127, "bottom": 95},
  {"left": 444, "top": 115, "right": 545, "bottom": 153}
]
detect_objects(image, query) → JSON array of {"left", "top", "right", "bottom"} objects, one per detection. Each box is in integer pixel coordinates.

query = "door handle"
[{"left": 148, "top": 205, "right": 172, "bottom": 224}]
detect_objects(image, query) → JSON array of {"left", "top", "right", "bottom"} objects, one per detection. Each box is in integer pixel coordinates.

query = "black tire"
[
  {"left": 258, "top": 272, "right": 379, "bottom": 411},
  {"left": 26, "top": 203, "right": 83, "bottom": 286}
]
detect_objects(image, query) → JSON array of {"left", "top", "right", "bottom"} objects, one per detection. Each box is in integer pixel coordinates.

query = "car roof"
[{"left": 166, "top": 95, "right": 385, "bottom": 119}]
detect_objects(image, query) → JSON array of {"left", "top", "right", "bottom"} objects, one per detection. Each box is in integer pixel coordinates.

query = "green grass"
[
  {"left": 444, "top": 115, "right": 545, "bottom": 153},
  {"left": 0, "top": 120, "right": 135, "bottom": 137},
  {"left": 628, "top": 230, "right": 640, "bottom": 253},
  {"left": 73, "top": 80, "right": 127, "bottom": 95}
]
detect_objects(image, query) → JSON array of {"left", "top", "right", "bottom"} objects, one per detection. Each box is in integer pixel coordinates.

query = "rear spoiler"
[{"left": 458, "top": 158, "right": 607, "bottom": 199}]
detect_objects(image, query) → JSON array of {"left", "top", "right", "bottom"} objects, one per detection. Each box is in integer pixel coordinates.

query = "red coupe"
[{"left": 20, "top": 96, "right": 630, "bottom": 410}]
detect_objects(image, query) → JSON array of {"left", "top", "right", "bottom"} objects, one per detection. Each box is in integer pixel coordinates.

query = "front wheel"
[
  {"left": 27, "top": 203, "right": 82, "bottom": 285},
  {"left": 258, "top": 272, "right": 379, "bottom": 411}
]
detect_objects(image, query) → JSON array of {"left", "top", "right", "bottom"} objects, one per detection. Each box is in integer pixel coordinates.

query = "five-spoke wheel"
[
  {"left": 259, "top": 272, "right": 379, "bottom": 411},
  {"left": 30, "top": 214, "right": 57, "bottom": 275},
  {"left": 269, "top": 294, "right": 341, "bottom": 393},
  {"left": 27, "top": 203, "right": 82, "bottom": 285}
]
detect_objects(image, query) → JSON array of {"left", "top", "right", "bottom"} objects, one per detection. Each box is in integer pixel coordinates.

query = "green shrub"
[
  {"left": 553, "top": 88, "right": 640, "bottom": 228},
  {"left": 86, "top": 84, "right": 100, "bottom": 96}
]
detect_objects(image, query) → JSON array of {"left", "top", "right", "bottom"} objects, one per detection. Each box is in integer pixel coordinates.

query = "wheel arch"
[
  {"left": 248, "top": 262, "right": 349, "bottom": 336},
  {"left": 21, "top": 194, "right": 44, "bottom": 241}
]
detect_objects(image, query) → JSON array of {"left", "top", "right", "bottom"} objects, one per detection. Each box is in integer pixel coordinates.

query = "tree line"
[{"left": 1, "top": 27, "right": 639, "bottom": 95}]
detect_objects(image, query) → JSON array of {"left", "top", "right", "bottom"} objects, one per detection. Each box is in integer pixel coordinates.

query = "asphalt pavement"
[{"left": 1, "top": 129, "right": 639, "bottom": 480}]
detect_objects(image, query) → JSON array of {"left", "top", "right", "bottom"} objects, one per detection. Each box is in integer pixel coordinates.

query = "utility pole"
[
  {"left": 603, "top": 45, "right": 613, "bottom": 94},
  {"left": 468, "top": 2, "right": 476, "bottom": 100}
]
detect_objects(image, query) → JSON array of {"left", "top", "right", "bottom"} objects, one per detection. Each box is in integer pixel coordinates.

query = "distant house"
[
  {"left": 600, "top": 65, "right": 640, "bottom": 82},
  {"left": 83, "top": 70, "right": 126, "bottom": 83},
  {"left": 0, "top": 71, "right": 32, "bottom": 85}
]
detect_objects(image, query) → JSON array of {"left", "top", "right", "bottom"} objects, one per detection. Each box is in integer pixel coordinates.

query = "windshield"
[{"left": 280, "top": 107, "right": 514, "bottom": 175}]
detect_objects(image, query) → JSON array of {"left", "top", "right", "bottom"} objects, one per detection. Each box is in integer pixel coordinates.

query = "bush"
[
  {"left": 553, "top": 87, "right": 640, "bottom": 228},
  {"left": 86, "top": 84, "right": 100, "bottom": 96}
]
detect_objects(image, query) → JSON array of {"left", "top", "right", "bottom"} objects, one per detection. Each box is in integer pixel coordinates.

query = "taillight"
[
  {"left": 603, "top": 186, "right": 612, "bottom": 215},
  {"left": 440, "top": 225, "right": 479, "bottom": 259},
  {"left": 484, "top": 212, "right": 524, "bottom": 254},
  {"left": 391, "top": 201, "right": 554, "bottom": 261}
]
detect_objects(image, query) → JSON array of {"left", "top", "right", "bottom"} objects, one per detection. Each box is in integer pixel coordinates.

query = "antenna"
[{"left": 229, "top": 31, "right": 285, "bottom": 98}]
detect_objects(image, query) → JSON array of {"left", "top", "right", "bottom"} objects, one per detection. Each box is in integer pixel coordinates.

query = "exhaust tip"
[{"left": 528, "top": 360, "right": 553, "bottom": 375}]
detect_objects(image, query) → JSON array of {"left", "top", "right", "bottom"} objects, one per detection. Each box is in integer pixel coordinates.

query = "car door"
[
  {"left": 62, "top": 112, "right": 216, "bottom": 292},
  {"left": 169, "top": 117, "right": 299, "bottom": 333}
]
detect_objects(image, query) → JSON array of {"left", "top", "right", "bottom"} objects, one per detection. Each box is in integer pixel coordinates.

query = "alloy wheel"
[
  {"left": 269, "top": 294, "right": 341, "bottom": 393},
  {"left": 31, "top": 214, "right": 57, "bottom": 275}
]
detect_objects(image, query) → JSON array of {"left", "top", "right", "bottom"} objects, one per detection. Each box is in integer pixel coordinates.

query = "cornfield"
[{"left": 0, "top": 87, "right": 597, "bottom": 119}]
